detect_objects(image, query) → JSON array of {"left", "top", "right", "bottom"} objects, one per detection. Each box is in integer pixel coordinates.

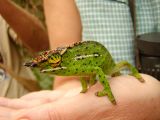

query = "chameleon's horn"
[{"left": 24, "top": 62, "right": 37, "bottom": 67}]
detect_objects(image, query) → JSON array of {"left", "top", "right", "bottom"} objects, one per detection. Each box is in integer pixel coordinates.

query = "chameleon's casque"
[{"left": 24, "top": 41, "right": 144, "bottom": 104}]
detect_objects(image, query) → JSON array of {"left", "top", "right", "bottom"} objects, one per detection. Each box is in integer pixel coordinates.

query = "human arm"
[
  {"left": 43, "top": 0, "right": 82, "bottom": 50},
  {"left": 0, "top": 0, "right": 49, "bottom": 52}
]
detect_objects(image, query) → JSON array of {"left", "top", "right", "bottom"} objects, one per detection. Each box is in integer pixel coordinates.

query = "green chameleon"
[{"left": 24, "top": 41, "right": 144, "bottom": 104}]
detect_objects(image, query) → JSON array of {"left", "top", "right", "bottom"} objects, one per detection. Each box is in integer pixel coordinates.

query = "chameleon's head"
[{"left": 24, "top": 49, "right": 64, "bottom": 69}]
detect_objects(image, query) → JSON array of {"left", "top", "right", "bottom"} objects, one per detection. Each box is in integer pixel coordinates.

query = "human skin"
[
  {"left": 0, "top": 74, "right": 159, "bottom": 120},
  {"left": 43, "top": 0, "right": 82, "bottom": 50}
]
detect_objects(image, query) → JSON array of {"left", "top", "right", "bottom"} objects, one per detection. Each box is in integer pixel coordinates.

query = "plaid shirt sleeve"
[
  {"left": 136, "top": 0, "right": 160, "bottom": 35},
  {"left": 76, "top": 0, "right": 135, "bottom": 65}
]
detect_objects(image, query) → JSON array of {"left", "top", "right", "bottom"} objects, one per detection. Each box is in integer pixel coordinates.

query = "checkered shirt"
[{"left": 76, "top": 0, "right": 135, "bottom": 66}]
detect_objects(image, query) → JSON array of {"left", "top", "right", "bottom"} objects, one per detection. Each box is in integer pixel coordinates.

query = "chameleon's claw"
[
  {"left": 111, "top": 99, "right": 117, "bottom": 105},
  {"left": 95, "top": 91, "right": 116, "bottom": 105},
  {"left": 131, "top": 73, "right": 145, "bottom": 83},
  {"left": 80, "top": 89, "right": 88, "bottom": 93},
  {"left": 138, "top": 77, "right": 145, "bottom": 83},
  {"left": 95, "top": 91, "right": 107, "bottom": 97}
]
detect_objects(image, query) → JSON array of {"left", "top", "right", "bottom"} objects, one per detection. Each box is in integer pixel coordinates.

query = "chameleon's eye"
[{"left": 48, "top": 54, "right": 61, "bottom": 67}]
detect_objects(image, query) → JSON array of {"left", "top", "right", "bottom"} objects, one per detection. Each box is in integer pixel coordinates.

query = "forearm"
[
  {"left": 43, "top": 0, "right": 82, "bottom": 89},
  {"left": 0, "top": 0, "right": 49, "bottom": 52},
  {"left": 43, "top": 0, "right": 82, "bottom": 49}
]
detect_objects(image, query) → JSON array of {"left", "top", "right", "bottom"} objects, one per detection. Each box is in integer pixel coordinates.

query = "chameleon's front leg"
[
  {"left": 94, "top": 67, "right": 116, "bottom": 104},
  {"left": 80, "top": 77, "right": 88, "bottom": 93},
  {"left": 81, "top": 74, "right": 97, "bottom": 93},
  {"left": 82, "top": 66, "right": 116, "bottom": 104},
  {"left": 75, "top": 66, "right": 116, "bottom": 104},
  {"left": 70, "top": 75, "right": 96, "bottom": 93}
]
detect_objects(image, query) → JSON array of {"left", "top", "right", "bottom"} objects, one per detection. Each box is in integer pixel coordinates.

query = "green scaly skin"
[{"left": 24, "top": 41, "right": 145, "bottom": 104}]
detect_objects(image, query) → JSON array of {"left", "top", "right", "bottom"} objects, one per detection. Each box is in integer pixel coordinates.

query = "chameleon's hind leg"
[
  {"left": 89, "top": 74, "right": 97, "bottom": 87},
  {"left": 80, "top": 77, "right": 88, "bottom": 93},
  {"left": 80, "top": 75, "right": 97, "bottom": 93},
  {"left": 94, "top": 67, "right": 116, "bottom": 104},
  {"left": 111, "top": 61, "right": 144, "bottom": 82}
]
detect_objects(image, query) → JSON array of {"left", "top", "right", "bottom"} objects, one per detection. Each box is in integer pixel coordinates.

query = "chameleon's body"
[{"left": 25, "top": 41, "right": 144, "bottom": 104}]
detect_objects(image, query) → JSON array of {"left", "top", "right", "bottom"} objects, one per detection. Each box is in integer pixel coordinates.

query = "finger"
[
  {"left": 0, "top": 106, "right": 14, "bottom": 119},
  {"left": 14, "top": 103, "right": 54, "bottom": 120},
  {"left": 0, "top": 97, "right": 49, "bottom": 109},
  {"left": 20, "top": 90, "right": 64, "bottom": 101},
  {"left": 20, "top": 90, "right": 53, "bottom": 100},
  {"left": 0, "top": 90, "right": 65, "bottom": 109}
]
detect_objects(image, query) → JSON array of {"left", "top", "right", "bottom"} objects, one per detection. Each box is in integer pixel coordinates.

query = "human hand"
[{"left": 0, "top": 74, "right": 160, "bottom": 120}]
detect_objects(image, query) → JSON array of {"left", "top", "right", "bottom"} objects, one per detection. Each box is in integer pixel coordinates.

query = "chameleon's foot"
[
  {"left": 132, "top": 73, "right": 145, "bottom": 83},
  {"left": 95, "top": 90, "right": 107, "bottom": 97},
  {"left": 138, "top": 77, "right": 145, "bottom": 82},
  {"left": 95, "top": 90, "right": 116, "bottom": 105},
  {"left": 80, "top": 88, "right": 88, "bottom": 93}
]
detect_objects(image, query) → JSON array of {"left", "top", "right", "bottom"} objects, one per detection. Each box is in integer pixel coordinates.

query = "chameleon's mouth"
[{"left": 24, "top": 62, "right": 37, "bottom": 67}]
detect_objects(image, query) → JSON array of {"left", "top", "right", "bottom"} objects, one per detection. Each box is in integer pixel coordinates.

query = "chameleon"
[{"left": 24, "top": 41, "right": 144, "bottom": 104}]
